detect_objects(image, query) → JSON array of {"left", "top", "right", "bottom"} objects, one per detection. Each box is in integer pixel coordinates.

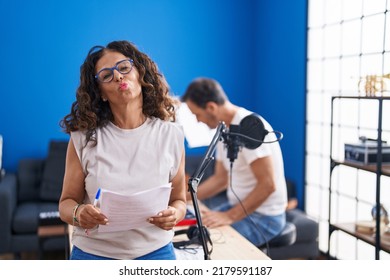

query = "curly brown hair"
[{"left": 60, "top": 40, "right": 178, "bottom": 146}]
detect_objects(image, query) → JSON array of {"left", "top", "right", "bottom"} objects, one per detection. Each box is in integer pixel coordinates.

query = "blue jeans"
[
  {"left": 70, "top": 242, "right": 176, "bottom": 260},
  {"left": 212, "top": 201, "right": 286, "bottom": 247}
]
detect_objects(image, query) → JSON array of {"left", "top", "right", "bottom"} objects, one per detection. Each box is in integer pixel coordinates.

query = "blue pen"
[
  {"left": 93, "top": 188, "right": 101, "bottom": 207},
  {"left": 85, "top": 188, "right": 101, "bottom": 235}
]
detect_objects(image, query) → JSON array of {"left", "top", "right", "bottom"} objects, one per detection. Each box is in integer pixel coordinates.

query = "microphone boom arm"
[
  {"left": 189, "top": 122, "right": 226, "bottom": 189},
  {"left": 187, "top": 121, "right": 226, "bottom": 260}
]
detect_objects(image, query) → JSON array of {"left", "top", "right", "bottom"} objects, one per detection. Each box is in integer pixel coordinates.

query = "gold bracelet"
[{"left": 72, "top": 204, "right": 81, "bottom": 224}]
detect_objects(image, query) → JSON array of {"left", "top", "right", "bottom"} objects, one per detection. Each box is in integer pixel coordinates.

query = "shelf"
[
  {"left": 332, "top": 96, "right": 390, "bottom": 100},
  {"left": 331, "top": 223, "right": 390, "bottom": 254},
  {"left": 332, "top": 160, "right": 390, "bottom": 176},
  {"left": 328, "top": 95, "right": 389, "bottom": 259}
]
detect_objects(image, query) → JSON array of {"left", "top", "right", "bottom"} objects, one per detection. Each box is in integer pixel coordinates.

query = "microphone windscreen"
[{"left": 239, "top": 114, "right": 267, "bottom": 149}]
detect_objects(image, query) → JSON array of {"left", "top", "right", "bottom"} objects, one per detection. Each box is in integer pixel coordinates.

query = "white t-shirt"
[
  {"left": 216, "top": 108, "right": 287, "bottom": 216},
  {"left": 71, "top": 117, "right": 184, "bottom": 259}
]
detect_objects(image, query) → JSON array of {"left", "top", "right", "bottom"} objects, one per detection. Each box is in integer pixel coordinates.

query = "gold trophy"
[{"left": 358, "top": 73, "right": 390, "bottom": 97}]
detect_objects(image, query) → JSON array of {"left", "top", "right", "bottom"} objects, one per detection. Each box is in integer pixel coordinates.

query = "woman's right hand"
[{"left": 76, "top": 204, "right": 109, "bottom": 229}]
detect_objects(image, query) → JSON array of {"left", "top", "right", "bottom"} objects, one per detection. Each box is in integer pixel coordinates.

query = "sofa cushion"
[
  {"left": 286, "top": 209, "right": 318, "bottom": 243},
  {"left": 17, "top": 159, "right": 45, "bottom": 202},
  {"left": 185, "top": 155, "right": 215, "bottom": 180},
  {"left": 39, "top": 141, "right": 68, "bottom": 202},
  {"left": 12, "top": 202, "right": 59, "bottom": 233}
]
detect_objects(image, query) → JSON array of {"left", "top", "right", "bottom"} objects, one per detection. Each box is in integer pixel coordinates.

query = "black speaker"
[{"left": 173, "top": 226, "right": 210, "bottom": 249}]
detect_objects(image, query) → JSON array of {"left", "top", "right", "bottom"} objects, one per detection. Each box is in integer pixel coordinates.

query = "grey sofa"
[
  {"left": 267, "top": 208, "right": 319, "bottom": 259},
  {"left": 0, "top": 140, "right": 68, "bottom": 258},
  {"left": 185, "top": 154, "right": 319, "bottom": 260}
]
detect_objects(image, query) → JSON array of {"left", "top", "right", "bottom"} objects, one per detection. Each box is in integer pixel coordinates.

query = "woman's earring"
[{"left": 102, "top": 97, "right": 107, "bottom": 102}]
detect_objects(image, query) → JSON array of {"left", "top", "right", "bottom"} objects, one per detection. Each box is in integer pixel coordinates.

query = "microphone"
[
  {"left": 223, "top": 124, "right": 242, "bottom": 163},
  {"left": 185, "top": 114, "right": 282, "bottom": 259},
  {"left": 222, "top": 114, "right": 283, "bottom": 163}
]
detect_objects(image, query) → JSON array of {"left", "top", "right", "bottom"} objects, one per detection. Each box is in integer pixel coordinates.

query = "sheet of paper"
[
  {"left": 98, "top": 183, "right": 172, "bottom": 233},
  {"left": 176, "top": 103, "right": 216, "bottom": 148}
]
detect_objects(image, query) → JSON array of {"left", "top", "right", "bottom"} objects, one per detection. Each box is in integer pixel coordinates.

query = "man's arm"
[
  {"left": 202, "top": 156, "right": 276, "bottom": 227},
  {"left": 187, "top": 160, "right": 229, "bottom": 201},
  {"left": 226, "top": 156, "right": 276, "bottom": 221}
]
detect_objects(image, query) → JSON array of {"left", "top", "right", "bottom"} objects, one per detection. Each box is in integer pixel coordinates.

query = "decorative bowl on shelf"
[{"left": 371, "top": 204, "right": 389, "bottom": 225}]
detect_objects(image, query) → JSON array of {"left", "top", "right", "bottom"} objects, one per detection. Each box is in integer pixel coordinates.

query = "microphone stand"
[{"left": 187, "top": 121, "right": 226, "bottom": 260}]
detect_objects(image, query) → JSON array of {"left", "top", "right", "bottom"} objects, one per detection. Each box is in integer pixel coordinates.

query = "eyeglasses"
[{"left": 95, "top": 59, "right": 134, "bottom": 83}]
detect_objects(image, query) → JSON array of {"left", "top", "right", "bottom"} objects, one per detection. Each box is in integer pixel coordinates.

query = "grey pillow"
[{"left": 39, "top": 140, "right": 68, "bottom": 201}]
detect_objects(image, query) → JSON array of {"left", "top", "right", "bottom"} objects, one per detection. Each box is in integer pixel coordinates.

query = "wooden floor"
[
  {"left": 0, "top": 250, "right": 329, "bottom": 260},
  {"left": 0, "top": 250, "right": 66, "bottom": 260}
]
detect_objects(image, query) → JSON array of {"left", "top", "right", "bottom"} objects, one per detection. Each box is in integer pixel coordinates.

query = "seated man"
[{"left": 181, "top": 77, "right": 288, "bottom": 247}]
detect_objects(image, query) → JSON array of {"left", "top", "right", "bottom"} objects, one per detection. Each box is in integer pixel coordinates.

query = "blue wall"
[
  {"left": 0, "top": 0, "right": 307, "bottom": 208},
  {"left": 256, "top": 0, "right": 308, "bottom": 208}
]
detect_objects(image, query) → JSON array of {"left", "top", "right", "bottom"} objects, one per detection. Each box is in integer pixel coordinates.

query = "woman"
[{"left": 59, "top": 40, "right": 186, "bottom": 260}]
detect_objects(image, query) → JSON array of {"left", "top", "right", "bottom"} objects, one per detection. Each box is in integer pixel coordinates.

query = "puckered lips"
[{"left": 119, "top": 82, "right": 128, "bottom": 90}]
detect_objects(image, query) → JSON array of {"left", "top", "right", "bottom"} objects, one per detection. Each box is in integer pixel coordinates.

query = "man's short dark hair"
[{"left": 181, "top": 77, "right": 228, "bottom": 108}]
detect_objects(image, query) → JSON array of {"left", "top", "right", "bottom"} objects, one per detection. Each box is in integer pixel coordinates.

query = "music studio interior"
[{"left": 1, "top": 0, "right": 390, "bottom": 261}]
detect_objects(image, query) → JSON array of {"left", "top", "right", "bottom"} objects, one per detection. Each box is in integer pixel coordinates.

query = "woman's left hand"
[{"left": 148, "top": 206, "right": 178, "bottom": 230}]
